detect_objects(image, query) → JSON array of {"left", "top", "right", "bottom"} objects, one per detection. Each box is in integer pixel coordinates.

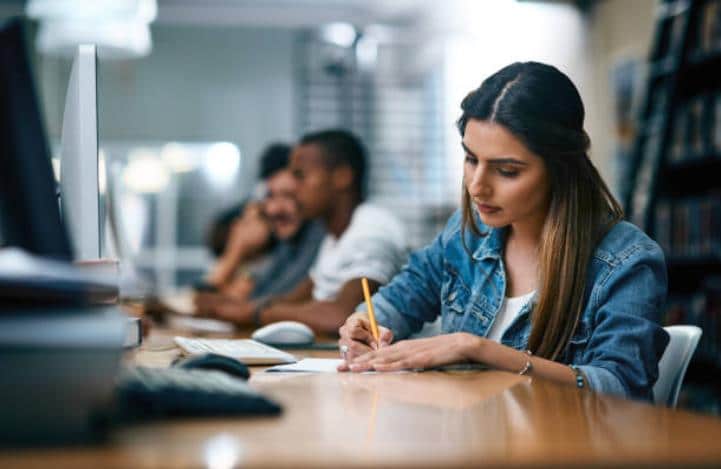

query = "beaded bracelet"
[{"left": 569, "top": 364, "right": 586, "bottom": 389}]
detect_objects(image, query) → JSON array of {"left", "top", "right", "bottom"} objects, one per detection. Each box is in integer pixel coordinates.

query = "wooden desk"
[{"left": 3, "top": 327, "right": 721, "bottom": 468}]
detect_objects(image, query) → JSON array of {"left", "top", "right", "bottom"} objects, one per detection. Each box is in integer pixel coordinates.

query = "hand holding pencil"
[
  {"left": 337, "top": 277, "right": 394, "bottom": 369},
  {"left": 361, "top": 277, "right": 381, "bottom": 346}
]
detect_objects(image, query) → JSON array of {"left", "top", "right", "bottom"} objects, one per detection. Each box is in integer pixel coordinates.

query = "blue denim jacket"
[{"left": 363, "top": 210, "right": 669, "bottom": 401}]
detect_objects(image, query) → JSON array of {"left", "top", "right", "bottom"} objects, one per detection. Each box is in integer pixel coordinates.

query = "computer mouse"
[
  {"left": 173, "top": 353, "right": 250, "bottom": 380},
  {"left": 251, "top": 320, "right": 315, "bottom": 346}
]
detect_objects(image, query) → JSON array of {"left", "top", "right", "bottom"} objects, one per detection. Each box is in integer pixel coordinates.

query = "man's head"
[
  {"left": 206, "top": 143, "right": 299, "bottom": 255},
  {"left": 290, "top": 129, "right": 367, "bottom": 219},
  {"left": 258, "top": 143, "right": 292, "bottom": 180}
]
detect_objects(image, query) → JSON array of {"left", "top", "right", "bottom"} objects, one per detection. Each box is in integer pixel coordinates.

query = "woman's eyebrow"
[
  {"left": 461, "top": 142, "right": 528, "bottom": 166},
  {"left": 461, "top": 142, "right": 477, "bottom": 158}
]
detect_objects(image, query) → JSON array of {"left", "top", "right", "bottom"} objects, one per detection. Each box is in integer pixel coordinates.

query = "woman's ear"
[{"left": 331, "top": 165, "right": 354, "bottom": 192}]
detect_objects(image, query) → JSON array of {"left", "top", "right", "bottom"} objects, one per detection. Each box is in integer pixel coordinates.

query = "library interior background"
[{"left": 4, "top": 0, "right": 721, "bottom": 414}]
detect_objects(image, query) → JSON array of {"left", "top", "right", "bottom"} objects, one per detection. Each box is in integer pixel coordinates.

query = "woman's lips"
[{"left": 476, "top": 203, "right": 501, "bottom": 214}]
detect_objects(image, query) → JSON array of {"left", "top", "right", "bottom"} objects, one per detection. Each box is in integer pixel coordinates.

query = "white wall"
[
  {"left": 22, "top": 3, "right": 660, "bottom": 200},
  {"left": 586, "top": 0, "right": 657, "bottom": 194},
  {"left": 421, "top": 1, "right": 595, "bottom": 200},
  {"left": 38, "top": 24, "right": 298, "bottom": 194},
  {"left": 414, "top": 0, "right": 657, "bottom": 197}
]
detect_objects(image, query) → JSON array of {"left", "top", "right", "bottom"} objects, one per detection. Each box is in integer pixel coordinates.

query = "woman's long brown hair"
[{"left": 458, "top": 62, "right": 624, "bottom": 360}]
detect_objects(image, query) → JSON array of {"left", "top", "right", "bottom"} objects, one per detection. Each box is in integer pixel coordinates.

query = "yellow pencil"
[{"left": 361, "top": 277, "right": 380, "bottom": 345}]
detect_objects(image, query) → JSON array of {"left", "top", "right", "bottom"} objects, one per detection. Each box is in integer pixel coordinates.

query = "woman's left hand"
[{"left": 345, "top": 333, "right": 483, "bottom": 372}]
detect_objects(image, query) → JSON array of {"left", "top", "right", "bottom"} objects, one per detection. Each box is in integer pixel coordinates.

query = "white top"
[
  {"left": 485, "top": 290, "right": 536, "bottom": 342},
  {"left": 309, "top": 203, "right": 408, "bottom": 301}
]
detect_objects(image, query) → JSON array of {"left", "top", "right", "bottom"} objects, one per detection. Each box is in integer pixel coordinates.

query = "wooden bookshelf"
[{"left": 627, "top": 0, "right": 721, "bottom": 414}]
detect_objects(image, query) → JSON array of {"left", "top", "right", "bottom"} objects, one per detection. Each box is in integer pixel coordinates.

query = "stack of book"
[{"left": 0, "top": 248, "right": 127, "bottom": 444}]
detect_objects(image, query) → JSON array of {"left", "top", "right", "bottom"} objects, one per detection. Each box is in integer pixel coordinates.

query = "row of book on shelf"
[
  {"left": 655, "top": 0, "right": 721, "bottom": 164},
  {"left": 662, "top": 0, "right": 721, "bottom": 60},
  {"left": 665, "top": 282, "right": 721, "bottom": 364},
  {"left": 655, "top": 196, "right": 721, "bottom": 257},
  {"left": 698, "top": 0, "right": 721, "bottom": 54},
  {"left": 669, "top": 92, "right": 721, "bottom": 163}
]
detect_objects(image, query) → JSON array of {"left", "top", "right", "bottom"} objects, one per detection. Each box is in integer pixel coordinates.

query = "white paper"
[{"left": 265, "top": 358, "right": 344, "bottom": 373}]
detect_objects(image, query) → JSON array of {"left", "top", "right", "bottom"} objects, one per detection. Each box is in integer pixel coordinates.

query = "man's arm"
[
  {"left": 259, "top": 278, "right": 380, "bottom": 334},
  {"left": 194, "top": 277, "right": 314, "bottom": 325},
  {"left": 265, "top": 277, "right": 314, "bottom": 305}
]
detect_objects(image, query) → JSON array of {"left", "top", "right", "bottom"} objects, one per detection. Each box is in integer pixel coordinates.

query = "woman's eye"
[
  {"left": 497, "top": 167, "right": 519, "bottom": 177},
  {"left": 464, "top": 154, "right": 477, "bottom": 165}
]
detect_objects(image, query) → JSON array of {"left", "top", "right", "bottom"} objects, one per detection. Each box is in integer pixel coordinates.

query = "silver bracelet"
[{"left": 518, "top": 349, "right": 533, "bottom": 375}]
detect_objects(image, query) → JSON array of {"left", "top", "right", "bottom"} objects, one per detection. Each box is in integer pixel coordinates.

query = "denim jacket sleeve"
[
  {"left": 577, "top": 241, "right": 670, "bottom": 401},
  {"left": 355, "top": 212, "right": 461, "bottom": 339}
]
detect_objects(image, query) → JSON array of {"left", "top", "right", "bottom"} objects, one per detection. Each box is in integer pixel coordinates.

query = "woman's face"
[{"left": 462, "top": 119, "right": 551, "bottom": 231}]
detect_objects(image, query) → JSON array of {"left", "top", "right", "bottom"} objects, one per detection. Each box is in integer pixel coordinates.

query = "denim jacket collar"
[{"left": 471, "top": 223, "right": 507, "bottom": 262}]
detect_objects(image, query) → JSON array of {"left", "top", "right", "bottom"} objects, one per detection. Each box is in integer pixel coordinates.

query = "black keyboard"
[{"left": 115, "top": 366, "right": 282, "bottom": 419}]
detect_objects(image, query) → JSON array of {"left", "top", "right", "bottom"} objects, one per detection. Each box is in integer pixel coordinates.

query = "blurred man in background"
[
  {"left": 203, "top": 143, "right": 325, "bottom": 304},
  {"left": 196, "top": 129, "right": 408, "bottom": 334}
]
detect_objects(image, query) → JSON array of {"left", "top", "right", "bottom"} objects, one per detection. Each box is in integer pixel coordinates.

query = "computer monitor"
[
  {"left": 0, "top": 18, "right": 73, "bottom": 260},
  {"left": 60, "top": 44, "right": 101, "bottom": 261}
]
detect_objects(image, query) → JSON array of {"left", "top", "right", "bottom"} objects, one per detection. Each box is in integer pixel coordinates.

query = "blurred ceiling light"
[
  {"left": 320, "top": 22, "right": 357, "bottom": 48},
  {"left": 356, "top": 35, "right": 378, "bottom": 70},
  {"left": 160, "top": 142, "right": 197, "bottom": 173},
  {"left": 203, "top": 143, "right": 241, "bottom": 188},
  {"left": 122, "top": 148, "right": 170, "bottom": 193},
  {"left": 51, "top": 157, "right": 61, "bottom": 183},
  {"left": 118, "top": 192, "right": 148, "bottom": 254},
  {"left": 26, "top": 0, "right": 157, "bottom": 59},
  {"left": 35, "top": 20, "right": 152, "bottom": 59},
  {"left": 27, "top": 0, "right": 157, "bottom": 23},
  {"left": 98, "top": 148, "right": 107, "bottom": 195}
]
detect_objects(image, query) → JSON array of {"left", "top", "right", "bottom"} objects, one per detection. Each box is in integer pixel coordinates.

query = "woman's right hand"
[{"left": 337, "top": 312, "right": 393, "bottom": 371}]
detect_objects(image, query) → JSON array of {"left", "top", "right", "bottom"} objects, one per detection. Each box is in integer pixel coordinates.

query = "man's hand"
[
  {"left": 207, "top": 203, "right": 272, "bottom": 287},
  {"left": 193, "top": 292, "right": 255, "bottom": 325},
  {"left": 225, "top": 202, "right": 272, "bottom": 258},
  {"left": 221, "top": 274, "right": 255, "bottom": 300}
]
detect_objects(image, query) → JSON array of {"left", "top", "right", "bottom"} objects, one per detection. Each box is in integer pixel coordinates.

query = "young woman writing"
[{"left": 337, "top": 62, "right": 669, "bottom": 400}]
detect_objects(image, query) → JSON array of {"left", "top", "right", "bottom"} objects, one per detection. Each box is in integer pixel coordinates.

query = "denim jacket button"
[{"left": 448, "top": 291, "right": 457, "bottom": 302}]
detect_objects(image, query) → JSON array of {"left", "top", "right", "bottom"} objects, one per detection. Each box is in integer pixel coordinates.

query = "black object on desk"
[
  {"left": 173, "top": 352, "right": 251, "bottom": 380},
  {"left": 114, "top": 360, "right": 281, "bottom": 420}
]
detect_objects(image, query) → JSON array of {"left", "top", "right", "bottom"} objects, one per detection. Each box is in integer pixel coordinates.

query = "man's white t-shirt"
[{"left": 309, "top": 203, "right": 408, "bottom": 301}]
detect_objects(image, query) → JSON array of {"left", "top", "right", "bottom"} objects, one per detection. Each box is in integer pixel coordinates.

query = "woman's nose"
[{"left": 468, "top": 167, "right": 491, "bottom": 198}]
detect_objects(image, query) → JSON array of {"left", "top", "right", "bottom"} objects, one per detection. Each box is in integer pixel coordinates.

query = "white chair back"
[{"left": 653, "top": 325, "right": 702, "bottom": 407}]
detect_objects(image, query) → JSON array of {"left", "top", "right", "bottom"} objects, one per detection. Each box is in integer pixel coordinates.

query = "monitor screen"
[{"left": 0, "top": 18, "right": 73, "bottom": 260}]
